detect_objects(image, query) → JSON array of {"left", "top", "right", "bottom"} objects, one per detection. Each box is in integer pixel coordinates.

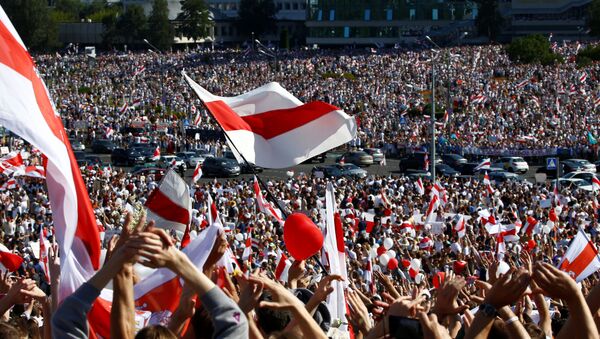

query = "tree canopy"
[
  {"left": 148, "top": 0, "right": 174, "bottom": 50},
  {"left": 176, "top": 0, "right": 212, "bottom": 41},
  {"left": 506, "top": 34, "right": 562, "bottom": 65},
  {"left": 0, "top": 0, "right": 59, "bottom": 51}
]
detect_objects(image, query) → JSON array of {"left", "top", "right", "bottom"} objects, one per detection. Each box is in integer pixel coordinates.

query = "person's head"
[
  {"left": 135, "top": 325, "right": 177, "bottom": 339},
  {"left": 256, "top": 292, "right": 292, "bottom": 335}
]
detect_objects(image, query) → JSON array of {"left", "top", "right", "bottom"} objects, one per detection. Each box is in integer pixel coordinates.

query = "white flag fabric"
[
  {"left": 0, "top": 6, "right": 100, "bottom": 304},
  {"left": 145, "top": 169, "right": 192, "bottom": 233},
  {"left": 558, "top": 230, "right": 600, "bottom": 282},
  {"left": 323, "top": 182, "right": 348, "bottom": 333},
  {"left": 184, "top": 73, "right": 357, "bottom": 168}
]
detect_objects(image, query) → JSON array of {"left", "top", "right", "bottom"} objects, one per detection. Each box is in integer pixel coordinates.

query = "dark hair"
[
  {"left": 26, "top": 319, "right": 41, "bottom": 339},
  {"left": 135, "top": 325, "right": 177, "bottom": 339},
  {"left": 1, "top": 319, "right": 26, "bottom": 339},
  {"left": 256, "top": 292, "right": 292, "bottom": 334}
]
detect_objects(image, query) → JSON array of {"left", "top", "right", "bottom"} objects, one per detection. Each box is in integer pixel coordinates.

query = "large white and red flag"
[
  {"left": 13, "top": 165, "right": 45, "bottom": 179},
  {"left": 0, "top": 6, "right": 100, "bottom": 303},
  {"left": 184, "top": 73, "right": 357, "bottom": 168},
  {"left": 323, "top": 182, "right": 348, "bottom": 333},
  {"left": 454, "top": 214, "right": 466, "bottom": 238},
  {"left": 415, "top": 178, "right": 425, "bottom": 195},
  {"left": 253, "top": 176, "right": 283, "bottom": 223},
  {"left": 558, "top": 230, "right": 600, "bottom": 282},
  {"left": 39, "top": 224, "right": 50, "bottom": 282},
  {"left": 483, "top": 172, "right": 494, "bottom": 195},
  {"left": 274, "top": 249, "right": 291, "bottom": 282},
  {"left": 0, "top": 243, "right": 23, "bottom": 272},
  {"left": 145, "top": 169, "right": 192, "bottom": 233}
]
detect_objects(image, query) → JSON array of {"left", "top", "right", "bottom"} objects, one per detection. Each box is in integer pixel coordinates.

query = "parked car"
[
  {"left": 551, "top": 178, "right": 593, "bottom": 192},
  {"left": 194, "top": 150, "right": 214, "bottom": 164},
  {"left": 176, "top": 151, "right": 203, "bottom": 168},
  {"left": 488, "top": 170, "right": 521, "bottom": 183},
  {"left": 561, "top": 171, "right": 599, "bottom": 183},
  {"left": 312, "top": 164, "right": 368, "bottom": 179},
  {"left": 91, "top": 139, "right": 116, "bottom": 154},
  {"left": 441, "top": 154, "right": 467, "bottom": 168},
  {"left": 398, "top": 153, "right": 440, "bottom": 172},
  {"left": 561, "top": 159, "right": 596, "bottom": 173},
  {"left": 435, "top": 164, "right": 460, "bottom": 177},
  {"left": 223, "top": 151, "right": 263, "bottom": 173},
  {"left": 73, "top": 151, "right": 87, "bottom": 161},
  {"left": 111, "top": 148, "right": 146, "bottom": 166},
  {"left": 492, "top": 157, "right": 529, "bottom": 174},
  {"left": 337, "top": 151, "right": 374, "bottom": 167},
  {"left": 363, "top": 148, "right": 384, "bottom": 164},
  {"left": 202, "top": 157, "right": 240, "bottom": 177},
  {"left": 69, "top": 138, "right": 85, "bottom": 151}
]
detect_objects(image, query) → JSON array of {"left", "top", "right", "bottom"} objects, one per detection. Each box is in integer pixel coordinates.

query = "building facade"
[{"left": 305, "top": 0, "right": 478, "bottom": 46}]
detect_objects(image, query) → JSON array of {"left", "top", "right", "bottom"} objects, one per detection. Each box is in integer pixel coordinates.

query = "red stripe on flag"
[
  {"left": 145, "top": 188, "right": 191, "bottom": 226},
  {"left": 560, "top": 240, "right": 599, "bottom": 279},
  {"left": 204, "top": 100, "right": 340, "bottom": 140},
  {"left": 0, "top": 19, "right": 100, "bottom": 268}
]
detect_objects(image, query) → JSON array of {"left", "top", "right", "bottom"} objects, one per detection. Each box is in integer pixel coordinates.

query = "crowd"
[
  {"left": 0, "top": 42, "right": 598, "bottom": 338},
  {"left": 33, "top": 40, "right": 600, "bottom": 158}
]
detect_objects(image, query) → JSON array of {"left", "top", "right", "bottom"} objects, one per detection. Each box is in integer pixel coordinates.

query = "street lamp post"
[{"left": 255, "top": 39, "right": 278, "bottom": 76}]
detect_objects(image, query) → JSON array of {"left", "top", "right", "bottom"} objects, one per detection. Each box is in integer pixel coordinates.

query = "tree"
[
  {"left": 589, "top": 0, "right": 600, "bottom": 36},
  {"left": 54, "top": 0, "right": 82, "bottom": 21},
  {"left": 474, "top": 0, "right": 504, "bottom": 40},
  {"left": 506, "top": 34, "right": 562, "bottom": 65},
  {"left": 176, "top": 0, "right": 212, "bottom": 41},
  {"left": 148, "top": 0, "right": 174, "bottom": 50},
  {"left": 116, "top": 4, "right": 147, "bottom": 44},
  {"left": 0, "top": 0, "right": 60, "bottom": 51},
  {"left": 237, "top": 0, "right": 276, "bottom": 38}
]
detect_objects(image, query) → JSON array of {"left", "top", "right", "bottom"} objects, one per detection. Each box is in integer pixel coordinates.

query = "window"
[
  {"left": 317, "top": 9, "right": 322, "bottom": 21},
  {"left": 472, "top": 7, "right": 478, "bottom": 19},
  {"left": 386, "top": 9, "right": 393, "bottom": 21},
  {"left": 344, "top": 26, "right": 350, "bottom": 38},
  {"left": 284, "top": 2, "right": 290, "bottom": 9},
  {"left": 292, "top": 2, "right": 298, "bottom": 10},
  {"left": 329, "top": 9, "right": 335, "bottom": 21},
  {"left": 409, "top": 9, "right": 415, "bottom": 20},
  {"left": 277, "top": 3, "right": 282, "bottom": 10},
  {"left": 432, "top": 8, "right": 438, "bottom": 20},
  {"left": 364, "top": 9, "right": 371, "bottom": 21}
]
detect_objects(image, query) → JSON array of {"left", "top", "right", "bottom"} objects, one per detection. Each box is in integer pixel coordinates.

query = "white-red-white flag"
[
  {"left": 425, "top": 194, "right": 439, "bottom": 223},
  {"left": 184, "top": 73, "right": 357, "bottom": 168},
  {"left": 145, "top": 169, "right": 191, "bottom": 233},
  {"left": 483, "top": 172, "right": 494, "bottom": 195},
  {"left": 192, "top": 163, "right": 203, "bottom": 183},
  {"left": 253, "top": 176, "right": 283, "bottom": 223},
  {"left": 0, "top": 151, "right": 24, "bottom": 175},
  {"left": 454, "top": 215, "right": 466, "bottom": 238},
  {"left": 474, "top": 158, "right": 491, "bottom": 171},
  {"left": 415, "top": 178, "right": 425, "bottom": 195},
  {"left": 274, "top": 249, "right": 291, "bottom": 282},
  {"left": 592, "top": 176, "right": 600, "bottom": 192},
  {"left": 558, "top": 230, "right": 600, "bottom": 282},
  {"left": 521, "top": 215, "right": 540, "bottom": 236},
  {"left": 0, "top": 7, "right": 100, "bottom": 310},
  {"left": 39, "top": 224, "right": 49, "bottom": 282}
]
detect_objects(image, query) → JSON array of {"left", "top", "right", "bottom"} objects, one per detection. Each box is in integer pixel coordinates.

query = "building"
[
  {"left": 305, "top": 0, "right": 478, "bottom": 46},
  {"left": 504, "top": 0, "right": 592, "bottom": 40}
]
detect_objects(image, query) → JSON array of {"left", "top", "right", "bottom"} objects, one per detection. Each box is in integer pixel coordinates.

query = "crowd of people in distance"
[{"left": 0, "top": 41, "right": 598, "bottom": 338}]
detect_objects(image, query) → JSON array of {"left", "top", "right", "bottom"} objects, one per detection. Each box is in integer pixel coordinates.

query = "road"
[{"left": 91, "top": 151, "right": 545, "bottom": 183}]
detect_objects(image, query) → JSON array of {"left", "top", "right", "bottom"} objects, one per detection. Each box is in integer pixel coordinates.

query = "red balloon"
[
  {"left": 283, "top": 213, "right": 324, "bottom": 260},
  {"left": 401, "top": 259, "right": 411, "bottom": 268},
  {"left": 432, "top": 272, "right": 446, "bottom": 289},
  {"left": 387, "top": 258, "right": 399, "bottom": 270},
  {"left": 377, "top": 246, "right": 387, "bottom": 256},
  {"left": 527, "top": 239, "right": 536, "bottom": 250}
]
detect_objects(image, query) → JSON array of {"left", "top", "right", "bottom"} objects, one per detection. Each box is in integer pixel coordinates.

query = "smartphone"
[{"left": 388, "top": 316, "right": 423, "bottom": 339}]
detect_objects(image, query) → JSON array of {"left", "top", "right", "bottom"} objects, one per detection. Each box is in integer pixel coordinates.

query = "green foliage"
[
  {"left": 176, "top": 0, "right": 212, "bottom": 41},
  {"left": 54, "top": 0, "right": 82, "bottom": 19},
  {"left": 589, "top": 0, "right": 600, "bottom": 37},
  {"left": 474, "top": 0, "right": 504, "bottom": 40},
  {"left": 577, "top": 45, "right": 600, "bottom": 61},
  {"left": 237, "top": 0, "right": 276, "bottom": 38},
  {"left": 148, "top": 0, "right": 174, "bottom": 50},
  {"left": 506, "top": 34, "right": 562, "bottom": 65},
  {"left": 78, "top": 86, "right": 92, "bottom": 94},
  {"left": 1, "top": 0, "right": 60, "bottom": 51},
  {"left": 88, "top": 6, "right": 120, "bottom": 23},
  {"left": 116, "top": 5, "right": 147, "bottom": 43}
]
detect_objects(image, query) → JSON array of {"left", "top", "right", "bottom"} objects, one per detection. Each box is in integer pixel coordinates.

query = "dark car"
[
  {"left": 73, "top": 151, "right": 87, "bottom": 161},
  {"left": 337, "top": 151, "right": 374, "bottom": 167},
  {"left": 536, "top": 166, "right": 559, "bottom": 179},
  {"left": 223, "top": 151, "right": 263, "bottom": 174},
  {"left": 363, "top": 148, "right": 384, "bottom": 163},
  {"left": 488, "top": 170, "right": 521, "bottom": 183},
  {"left": 312, "top": 164, "right": 368, "bottom": 179},
  {"left": 111, "top": 148, "right": 145, "bottom": 166},
  {"left": 91, "top": 139, "right": 116, "bottom": 154},
  {"left": 441, "top": 154, "right": 467, "bottom": 168},
  {"left": 457, "top": 162, "right": 480, "bottom": 176},
  {"left": 202, "top": 157, "right": 241, "bottom": 177},
  {"left": 398, "top": 152, "right": 440, "bottom": 172},
  {"left": 301, "top": 152, "right": 327, "bottom": 164},
  {"left": 435, "top": 164, "right": 460, "bottom": 177}
]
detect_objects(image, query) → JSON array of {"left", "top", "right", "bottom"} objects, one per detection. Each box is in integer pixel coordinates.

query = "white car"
[
  {"left": 160, "top": 155, "right": 187, "bottom": 170},
  {"left": 492, "top": 157, "right": 529, "bottom": 174},
  {"left": 561, "top": 171, "right": 599, "bottom": 184},
  {"left": 552, "top": 178, "right": 593, "bottom": 192}
]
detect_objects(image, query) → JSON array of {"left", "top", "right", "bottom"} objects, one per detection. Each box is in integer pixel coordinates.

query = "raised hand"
[
  {"left": 347, "top": 289, "right": 371, "bottom": 335},
  {"left": 419, "top": 311, "right": 452, "bottom": 339},
  {"left": 0, "top": 271, "right": 13, "bottom": 294},
  {"left": 236, "top": 274, "right": 264, "bottom": 314},
  {"left": 312, "top": 274, "right": 344, "bottom": 303},
  {"left": 483, "top": 268, "right": 530, "bottom": 308},
  {"left": 532, "top": 262, "right": 579, "bottom": 302},
  {"left": 432, "top": 276, "right": 469, "bottom": 315}
]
